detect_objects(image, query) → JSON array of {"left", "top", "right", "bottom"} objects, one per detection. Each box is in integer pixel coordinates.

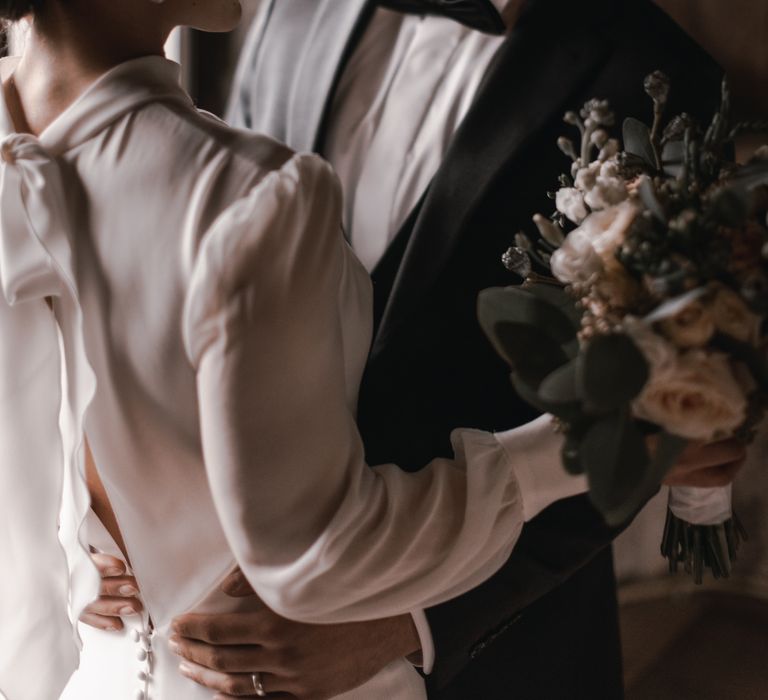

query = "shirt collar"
[{"left": 0, "top": 55, "right": 191, "bottom": 156}]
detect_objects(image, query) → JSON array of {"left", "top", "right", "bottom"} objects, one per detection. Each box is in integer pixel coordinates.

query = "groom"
[{"left": 169, "top": 0, "right": 723, "bottom": 697}]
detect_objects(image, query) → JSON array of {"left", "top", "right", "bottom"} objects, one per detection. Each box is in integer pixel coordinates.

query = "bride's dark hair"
[{"left": 0, "top": 0, "right": 37, "bottom": 20}]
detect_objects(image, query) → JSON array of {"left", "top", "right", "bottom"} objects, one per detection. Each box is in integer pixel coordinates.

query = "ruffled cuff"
[
  {"left": 408, "top": 609, "right": 435, "bottom": 674},
  {"left": 494, "top": 414, "right": 588, "bottom": 521}
]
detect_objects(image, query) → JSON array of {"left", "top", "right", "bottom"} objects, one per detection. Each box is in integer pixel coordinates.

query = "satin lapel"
[
  {"left": 370, "top": 13, "right": 609, "bottom": 358},
  {"left": 286, "top": 0, "right": 373, "bottom": 153}
]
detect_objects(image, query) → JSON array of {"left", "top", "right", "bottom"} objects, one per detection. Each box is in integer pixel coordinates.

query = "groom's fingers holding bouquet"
[
  {"left": 79, "top": 552, "right": 143, "bottom": 631},
  {"left": 662, "top": 438, "right": 747, "bottom": 488}
]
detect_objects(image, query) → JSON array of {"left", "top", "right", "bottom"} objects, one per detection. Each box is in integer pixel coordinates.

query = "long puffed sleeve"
[{"left": 183, "top": 153, "right": 568, "bottom": 623}]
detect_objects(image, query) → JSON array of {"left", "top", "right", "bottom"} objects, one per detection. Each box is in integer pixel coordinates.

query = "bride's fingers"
[
  {"left": 99, "top": 574, "right": 139, "bottom": 598},
  {"left": 90, "top": 552, "right": 127, "bottom": 578},
  {"left": 82, "top": 595, "right": 143, "bottom": 618},
  {"left": 178, "top": 659, "right": 289, "bottom": 697},
  {"left": 169, "top": 635, "right": 271, "bottom": 674},
  {"left": 79, "top": 611, "right": 124, "bottom": 632}
]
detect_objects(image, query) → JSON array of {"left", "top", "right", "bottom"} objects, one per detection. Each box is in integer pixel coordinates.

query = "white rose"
[
  {"left": 632, "top": 350, "right": 747, "bottom": 441},
  {"left": 658, "top": 299, "right": 715, "bottom": 348},
  {"left": 555, "top": 187, "right": 588, "bottom": 224},
  {"left": 550, "top": 228, "right": 603, "bottom": 285},
  {"left": 580, "top": 200, "right": 638, "bottom": 268},
  {"left": 599, "top": 139, "right": 621, "bottom": 161},
  {"left": 550, "top": 201, "right": 639, "bottom": 287},
  {"left": 584, "top": 159, "right": 629, "bottom": 210},
  {"left": 711, "top": 286, "right": 763, "bottom": 345},
  {"left": 574, "top": 161, "right": 600, "bottom": 192}
]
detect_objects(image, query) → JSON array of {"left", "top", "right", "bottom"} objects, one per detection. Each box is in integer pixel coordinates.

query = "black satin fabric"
[{"left": 376, "top": 0, "right": 506, "bottom": 34}]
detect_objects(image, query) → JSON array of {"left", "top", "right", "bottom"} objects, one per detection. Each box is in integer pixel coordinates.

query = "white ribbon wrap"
[
  {"left": 0, "top": 134, "right": 99, "bottom": 700},
  {"left": 668, "top": 484, "right": 733, "bottom": 526}
]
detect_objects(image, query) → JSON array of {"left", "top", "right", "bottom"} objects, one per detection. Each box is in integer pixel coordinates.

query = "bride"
[
  {"left": 0, "top": 1, "right": 581, "bottom": 698},
  {"left": 0, "top": 1, "right": 745, "bottom": 699}
]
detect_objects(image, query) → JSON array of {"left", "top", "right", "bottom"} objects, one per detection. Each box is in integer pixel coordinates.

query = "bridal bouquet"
[{"left": 479, "top": 72, "right": 768, "bottom": 582}]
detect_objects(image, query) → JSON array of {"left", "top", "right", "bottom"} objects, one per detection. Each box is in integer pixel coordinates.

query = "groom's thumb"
[{"left": 220, "top": 568, "right": 256, "bottom": 598}]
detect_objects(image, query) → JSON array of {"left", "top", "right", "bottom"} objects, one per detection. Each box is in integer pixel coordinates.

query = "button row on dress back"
[{"left": 132, "top": 625, "right": 155, "bottom": 700}]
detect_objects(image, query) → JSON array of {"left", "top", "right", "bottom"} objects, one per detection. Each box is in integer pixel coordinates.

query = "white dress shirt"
[
  {"left": 324, "top": 0, "right": 509, "bottom": 270},
  {"left": 0, "top": 55, "right": 584, "bottom": 700},
  {"left": 320, "top": 0, "right": 587, "bottom": 672}
]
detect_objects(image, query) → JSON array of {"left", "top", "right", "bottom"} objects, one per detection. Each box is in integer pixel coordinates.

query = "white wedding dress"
[{"left": 0, "top": 56, "right": 564, "bottom": 700}]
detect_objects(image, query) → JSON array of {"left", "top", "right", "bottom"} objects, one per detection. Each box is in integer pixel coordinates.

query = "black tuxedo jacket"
[{"left": 229, "top": 1, "right": 721, "bottom": 696}]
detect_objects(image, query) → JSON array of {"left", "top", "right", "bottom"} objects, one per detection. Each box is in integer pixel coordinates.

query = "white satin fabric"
[
  {"left": 0, "top": 55, "right": 568, "bottom": 700},
  {"left": 0, "top": 132, "right": 99, "bottom": 700},
  {"left": 668, "top": 485, "right": 733, "bottom": 526}
]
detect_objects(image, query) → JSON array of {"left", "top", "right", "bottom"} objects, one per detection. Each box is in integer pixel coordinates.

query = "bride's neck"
[{"left": 9, "top": 5, "right": 170, "bottom": 136}]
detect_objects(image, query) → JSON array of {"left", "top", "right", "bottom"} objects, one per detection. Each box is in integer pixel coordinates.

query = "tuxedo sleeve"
[{"left": 424, "top": 495, "right": 631, "bottom": 689}]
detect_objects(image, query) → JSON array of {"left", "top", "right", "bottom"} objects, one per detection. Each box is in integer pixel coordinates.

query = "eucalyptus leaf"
[
  {"left": 637, "top": 176, "right": 667, "bottom": 222},
  {"left": 647, "top": 432, "right": 688, "bottom": 486},
  {"left": 521, "top": 283, "right": 582, "bottom": 358},
  {"left": 577, "top": 334, "right": 649, "bottom": 412},
  {"left": 623, "top": 118, "right": 656, "bottom": 168},
  {"left": 522, "top": 283, "right": 583, "bottom": 331},
  {"left": 492, "top": 323, "right": 570, "bottom": 385},
  {"left": 539, "top": 359, "right": 582, "bottom": 404},
  {"left": 602, "top": 430, "right": 687, "bottom": 527},
  {"left": 581, "top": 410, "right": 649, "bottom": 522},
  {"left": 511, "top": 373, "right": 582, "bottom": 423},
  {"left": 581, "top": 417, "right": 687, "bottom": 527},
  {"left": 661, "top": 140, "right": 685, "bottom": 178},
  {"left": 478, "top": 287, "right": 580, "bottom": 379}
]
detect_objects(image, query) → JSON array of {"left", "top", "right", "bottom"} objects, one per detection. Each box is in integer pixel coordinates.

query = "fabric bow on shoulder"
[{"left": 0, "top": 133, "right": 99, "bottom": 700}]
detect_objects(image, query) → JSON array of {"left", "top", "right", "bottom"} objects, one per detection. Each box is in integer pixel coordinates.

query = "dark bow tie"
[{"left": 378, "top": 0, "right": 507, "bottom": 35}]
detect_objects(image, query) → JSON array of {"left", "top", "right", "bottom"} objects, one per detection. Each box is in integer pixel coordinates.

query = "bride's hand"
[
  {"left": 662, "top": 438, "right": 746, "bottom": 488},
  {"left": 79, "top": 552, "right": 143, "bottom": 631}
]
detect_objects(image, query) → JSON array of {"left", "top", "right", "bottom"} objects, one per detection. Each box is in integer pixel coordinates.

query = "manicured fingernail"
[
  {"left": 105, "top": 567, "right": 123, "bottom": 577},
  {"left": 168, "top": 638, "right": 180, "bottom": 654},
  {"left": 119, "top": 585, "right": 138, "bottom": 596},
  {"left": 119, "top": 606, "right": 138, "bottom": 616},
  {"left": 179, "top": 662, "right": 193, "bottom": 676},
  {"left": 105, "top": 625, "right": 119, "bottom": 632}
]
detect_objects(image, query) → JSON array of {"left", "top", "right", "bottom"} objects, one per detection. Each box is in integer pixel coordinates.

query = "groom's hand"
[
  {"left": 662, "top": 438, "right": 746, "bottom": 488},
  {"left": 171, "top": 571, "right": 421, "bottom": 700}
]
